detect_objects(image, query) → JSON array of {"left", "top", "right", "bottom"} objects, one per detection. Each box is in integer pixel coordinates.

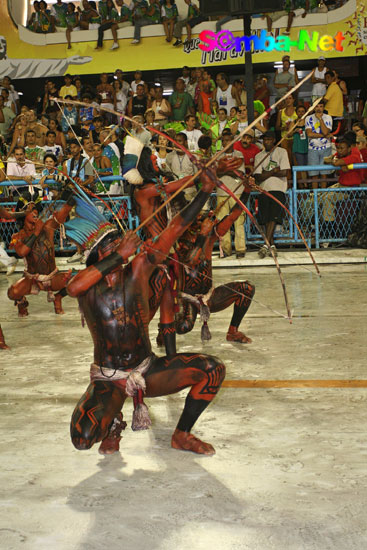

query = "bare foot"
[
  {"left": 0, "top": 342, "right": 10, "bottom": 350},
  {"left": 226, "top": 330, "right": 252, "bottom": 344},
  {"left": 171, "top": 429, "right": 215, "bottom": 455},
  {"left": 67, "top": 44, "right": 71, "bottom": 49},
  {"left": 98, "top": 413, "right": 127, "bottom": 455}
]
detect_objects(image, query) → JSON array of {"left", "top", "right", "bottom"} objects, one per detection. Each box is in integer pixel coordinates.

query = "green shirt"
[
  {"left": 162, "top": 4, "right": 178, "bottom": 19},
  {"left": 188, "top": 4, "right": 199, "bottom": 18},
  {"left": 52, "top": 3, "right": 68, "bottom": 27},
  {"left": 292, "top": 127, "right": 308, "bottom": 154},
  {"left": 99, "top": 2, "right": 118, "bottom": 21},
  {"left": 119, "top": 5, "right": 132, "bottom": 22},
  {"left": 133, "top": 0, "right": 148, "bottom": 19},
  {"left": 168, "top": 92, "right": 194, "bottom": 122},
  {"left": 148, "top": 4, "right": 161, "bottom": 23}
]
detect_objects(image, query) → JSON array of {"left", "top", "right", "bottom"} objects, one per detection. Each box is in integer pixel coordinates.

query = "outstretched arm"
[
  {"left": 44, "top": 195, "right": 76, "bottom": 231},
  {"left": 134, "top": 175, "right": 196, "bottom": 202},
  {"left": 67, "top": 231, "right": 141, "bottom": 297},
  {"left": 11, "top": 219, "right": 44, "bottom": 257},
  {"left": 147, "top": 169, "right": 216, "bottom": 265}
]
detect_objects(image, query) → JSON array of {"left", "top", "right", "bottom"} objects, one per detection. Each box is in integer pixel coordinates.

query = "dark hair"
[
  {"left": 44, "top": 153, "right": 58, "bottom": 164},
  {"left": 46, "top": 130, "right": 56, "bottom": 137},
  {"left": 14, "top": 146, "right": 25, "bottom": 153},
  {"left": 25, "top": 129, "right": 36, "bottom": 136},
  {"left": 86, "top": 230, "right": 119, "bottom": 267},
  {"left": 185, "top": 113, "right": 196, "bottom": 122},
  {"left": 216, "top": 72, "right": 229, "bottom": 84},
  {"left": 325, "top": 71, "right": 335, "bottom": 78},
  {"left": 198, "top": 135, "right": 212, "bottom": 150},
  {"left": 69, "top": 139, "right": 81, "bottom": 147},
  {"left": 64, "top": 95, "right": 73, "bottom": 100},
  {"left": 176, "top": 132, "right": 188, "bottom": 142},
  {"left": 137, "top": 147, "right": 158, "bottom": 182},
  {"left": 221, "top": 129, "right": 232, "bottom": 137},
  {"left": 343, "top": 131, "right": 356, "bottom": 146},
  {"left": 230, "top": 106, "right": 239, "bottom": 113},
  {"left": 218, "top": 108, "right": 227, "bottom": 115}
]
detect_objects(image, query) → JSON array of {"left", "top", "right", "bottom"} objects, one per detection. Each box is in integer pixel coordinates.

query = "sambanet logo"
[{"left": 199, "top": 29, "right": 345, "bottom": 53}]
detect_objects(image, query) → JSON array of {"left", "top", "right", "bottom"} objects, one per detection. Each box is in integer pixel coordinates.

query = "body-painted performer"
[
  {"left": 0, "top": 205, "right": 27, "bottom": 349},
  {"left": 66, "top": 167, "right": 225, "bottom": 456},
  {"left": 7, "top": 194, "right": 75, "bottom": 316},
  {"left": 124, "top": 138, "right": 243, "bottom": 353},
  {"left": 174, "top": 179, "right": 255, "bottom": 344}
]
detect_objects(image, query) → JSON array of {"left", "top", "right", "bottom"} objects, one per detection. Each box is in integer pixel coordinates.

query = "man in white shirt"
[
  {"left": 7, "top": 146, "right": 39, "bottom": 199},
  {"left": 166, "top": 133, "right": 196, "bottom": 201},
  {"left": 130, "top": 115, "right": 152, "bottom": 147},
  {"left": 305, "top": 99, "right": 332, "bottom": 188},
  {"left": 43, "top": 130, "right": 64, "bottom": 163},
  {"left": 215, "top": 72, "right": 237, "bottom": 115},
  {"left": 254, "top": 131, "right": 290, "bottom": 257},
  {"left": 216, "top": 130, "right": 247, "bottom": 258},
  {"left": 182, "top": 114, "right": 202, "bottom": 152}
]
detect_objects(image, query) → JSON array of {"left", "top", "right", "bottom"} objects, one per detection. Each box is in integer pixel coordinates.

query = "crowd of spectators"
[
  {"left": 0, "top": 54, "right": 367, "bottom": 259},
  {"left": 26, "top": 0, "right": 348, "bottom": 49}
]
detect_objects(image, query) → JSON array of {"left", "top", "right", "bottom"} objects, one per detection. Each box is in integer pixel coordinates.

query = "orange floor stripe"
[{"left": 222, "top": 380, "right": 367, "bottom": 388}]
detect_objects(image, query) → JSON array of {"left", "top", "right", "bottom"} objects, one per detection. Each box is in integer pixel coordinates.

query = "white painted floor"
[{"left": 1, "top": 255, "right": 367, "bottom": 550}]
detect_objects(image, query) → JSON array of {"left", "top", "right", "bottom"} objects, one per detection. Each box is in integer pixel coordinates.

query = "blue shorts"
[{"left": 307, "top": 148, "right": 333, "bottom": 176}]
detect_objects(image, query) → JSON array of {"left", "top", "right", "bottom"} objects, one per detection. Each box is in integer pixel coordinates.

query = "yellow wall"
[{"left": 1, "top": 1, "right": 367, "bottom": 76}]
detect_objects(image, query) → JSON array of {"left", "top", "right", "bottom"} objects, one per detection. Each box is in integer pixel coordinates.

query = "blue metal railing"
[{"left": 1, "top": 168, "right": 367, "bottom": 252}]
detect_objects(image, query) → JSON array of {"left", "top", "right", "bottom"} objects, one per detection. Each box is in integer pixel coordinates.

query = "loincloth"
[
  {"left": 24, "top": 268, "right": 59, "bottom": 298},
  {"left": 90, "top": 355, "right": 153, "bottom": 397},
  {"left": 180, "top": 286, "right": 215, "bottom": 322}
]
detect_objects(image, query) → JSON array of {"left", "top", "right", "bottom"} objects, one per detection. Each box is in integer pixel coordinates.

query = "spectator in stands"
[
  {"left": 321, "top": 136, "right": 363, "bottom": 235},
  {"left": 323, "top": 71, "right": 344, "bottom": 129},
  {"left": 180, "top": 66, "right": 191, "bottom": 88},
  {"left": 274, "top": 59, "right": 295, "bottom": 100},
  {"left": 38, "top": 153, "right": 61, "bottom": 200},
  {"left": 217, "top": 131, "right": 246, "bottom": 258},
  {"left": 215, "top": 73, "right": 237, "bottom": 116},
  {"left": 60, "top": 95, "right": 78, "bottom": 133},
  {"left": 78, "top": 93, "right": 94, "bottom": 131},
  {"left": 43, "top": 130, "right": 64, "bottom": 164},
  {"left": 59, "top": 74, "right": 78, "bottom": 99},
  {"left": 151, "top": 84, "right": 172, "bottom": 127},
  {"left": 169, "top": 78, "right": 195, "bottom": 121},
  {"left": 352, "top": 122, "right": 367, "bottom": 138},
  {"left": 25, "top": 109, "right": 47, "bottom": 146},
  {"left": 42, "top": 80, "right": 60, "bottom": 120},
  {"left": 305, "top": 99, "right": 332, "bottom": 189},
  {"left": 173, "top": 0, "right": 200, "bottom": 47},
  {"left": 96, "top": 73, "right": 116, "bottom": 123},
  {"left": 96, "top": 0, "right": 120, "bottom": 51},
  {"left": 254, "top": 131, "right": 290, "bottom": 258},
  {"left": 290, "top": 103, "right": 308, "bottom": 188},
  {"left": 131, "top": 0, "right": 160, "bottom": 45},
  {"left": 0, "top": 76, "right": 20, "bottom": 114},
  {"left": 166, "top": 132, "right": 196, "bottom": 201},
  {"left": 89, "top": 116, "right": 105, "bottom": 143},
  {"left": 195, "top": 134, "right": 212, "bottom": 161},
  {"left": 8, "top": 115, "right": 27, "bottom": 157},
  {"left": 152, "top": 133, "right": 170, "bottom": 173},
  {"left": 79, "top": 0, "right": 101, "bottom": 30},
  {"left": 311, "top": 57, "right": 329, "bottom": 102},
  {"left": 131, "top": 115, "right": 152, "bottom": 146},
  {"left": 209, "top": 107, "right": 230, "bottom": 152},
  {"left": 99, "top": 129, "right": 122, "bottom": 180},
  {"left": 7, "top": 146, "right": 38, "bottom": 198},
  {"left": 114, "top": 69, "right": 130, "bottom": 98},
  {"left": 182, "top": 114, "right": 202, "bottom": 152},
  {"left": 51, "top": 0, "right": 68, "bottom": 31},
  {"left": 233, "top": 129, "right": 260, "bottom": 174},
  {"left": 116, "top": 0, "right": 134, "bottom": 29},
  {"left": 161, "top": 0, "right": 178, "bottom": 43},
  {"left": 130, "top": 70, "right": 145, "bottom": 95},
  {"left": 232, "top": 79, "right": 247, "bottom": 107},
  {"left": 66, "top": 3, "right": 80, "bottom": 49},
  {"left": 0, "top": 95, "right": 16, "bottom": 141},
  {"left": 356, "top": 136, "right": 367, "bottom": 182},
  {"left": 114, "top": 80, "right": 128, "bottom": 114},
  {"left": 1, "top": 89, "right": 16, "bottom": 114},
  {"left": 91, "top": 142, "right": 113, "bottom": 193},
  {"left": 276, "top": 93, "right": 297, "bottom": 163},
  {"left": 27, "top": 1, "right": 42, "bottom": 33},
  {"left": 254, "top": 75, "right": 270, "bottom": 110},
  {"left": 127, "top": 83, "right": 150, "bottom": 117},
  {"left": 48, "top": 119, "right": 67, "bottom": 151},
  {"left": 230, "top": 105, "right": 248, "bottom": 136},
  {"left": 184, "top": 1, "right": 206, "bottom": 44},
  {"left": 25, "top": 129, "right": 45, "bottom": 166},
  {"left": 37, "top": 1, "right": 55, "bottom": 33}
]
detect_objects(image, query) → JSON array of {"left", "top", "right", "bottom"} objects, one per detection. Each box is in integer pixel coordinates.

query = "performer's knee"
[
  {"left": 7, "top": 286, "right": 17, "bottom": 300},
  {"left": 71, "top": 436, "right": 95, "bottom": 451},
  {"left": 205, "top": 354, "right": 226, "bottom": 383}
]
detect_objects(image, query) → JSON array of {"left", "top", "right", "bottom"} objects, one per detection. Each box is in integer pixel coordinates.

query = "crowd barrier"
[{"left": 1, "top": 166, "right": 367, "bottom": 253}]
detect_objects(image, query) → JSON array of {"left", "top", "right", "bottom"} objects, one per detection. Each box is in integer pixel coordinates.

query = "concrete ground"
[{"left": 1, "top": 251, "right": 367, "bottom": 550}]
